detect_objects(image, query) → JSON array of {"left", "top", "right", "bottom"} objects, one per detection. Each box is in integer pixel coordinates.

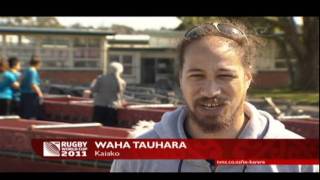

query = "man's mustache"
[{"left": 195, "top": 96, "right": 228, "bottom": 105}]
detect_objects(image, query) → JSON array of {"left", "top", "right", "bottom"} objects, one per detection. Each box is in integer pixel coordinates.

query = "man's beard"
[{"left": 187, "top": 96, "right": 245, "bottom": 133}]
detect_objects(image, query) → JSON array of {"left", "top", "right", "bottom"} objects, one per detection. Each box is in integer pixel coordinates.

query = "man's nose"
[{"left": 200, "top": 80, "right": 221, "bottom": 98}]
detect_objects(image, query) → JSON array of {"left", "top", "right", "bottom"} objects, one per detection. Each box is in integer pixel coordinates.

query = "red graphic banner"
[{"left": 32, "top": 139, "right": 319, "bottom": 165}]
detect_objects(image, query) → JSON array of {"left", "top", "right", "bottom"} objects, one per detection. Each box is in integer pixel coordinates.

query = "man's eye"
[
  {"left": 190, "top": 74, "right": 203, "bottom": 77},
  {"left": 218, "top": 74, "right": 236, "bottom": 79},
  {"left": 189, "top": 74, "right": 204, "bottom": 79}
]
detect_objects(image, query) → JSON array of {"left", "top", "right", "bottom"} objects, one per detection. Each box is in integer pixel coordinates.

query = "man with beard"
[{"left": 111, "top": 20, "right": 318, "bottom": 172}]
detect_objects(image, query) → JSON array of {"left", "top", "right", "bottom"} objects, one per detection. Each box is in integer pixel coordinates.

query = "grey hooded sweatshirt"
[{"left": 111, "top": 102, "right": 319, "bottom": 172}]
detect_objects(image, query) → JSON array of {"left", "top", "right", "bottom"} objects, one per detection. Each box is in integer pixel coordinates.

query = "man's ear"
[{"left": 244, "top": 71, "right": 252, "bottom": 91}]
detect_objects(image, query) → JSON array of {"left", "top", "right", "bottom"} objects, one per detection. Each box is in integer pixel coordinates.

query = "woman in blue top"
[
  {"left": 20, "top": 55, "right": 43, "bottom": 119},
  {"left": 7, "top": 57, "right": 22, "bottom": 115},
  {"left": 0, "top": 57, "right": 19, "bottom": 115}
]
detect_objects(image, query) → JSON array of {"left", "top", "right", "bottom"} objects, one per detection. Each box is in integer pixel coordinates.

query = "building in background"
[
  {"left": 0, "top": 26, "right": 114, "bottom": 85},
  {"left": 0, "top": 26, "right": 292, "bottom": 89},
  {"left": 107, "top": 30, "right": 182, "bottom": 85}
]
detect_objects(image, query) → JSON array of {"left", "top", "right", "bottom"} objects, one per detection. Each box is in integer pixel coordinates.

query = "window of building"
[
  {"left": 123, "top": 55, "right": 132, "bottom": 64},
  {"left": 88, "top": 38, "right": 100, "bottom": 47},
  {"left": 21, "top": 36, "right": 36, "bottom": 46},
  {"left": 41, "top": 37, "right": 55, "bottom": 46},
  {"left": 19, "top": 48, "right": 35, "bottom": 61},
  {"left": 74, "top": 48, "right": 85, "bottom": 58},
  {"left": 74, "top": 61, "right": 87, "bottom": 67},
  {"left": 87, "top": 61, "right": 98, "bottom": 68},
  {"left": 157, "top": 58, "right": 173, "bottom": 74},
  {"left": 72, "top": 37, "right": 102, "bottom": 69},
  {"left": 122, "top": 55, "right": 133, "bottom": 75},
  {"left": 55, "top": 38, "right": 69, "bottom": 47},
  {"left": 87, "top": 48, "right": 100, "bottom": 58},
  {"left": 74, "top": 61, "right": 98, "bottom": 68},
  {"left": 42, "top": 61, "right": 64, "bottom": 68},
  {"left": 109, "top": 55, "right": 120, "bottom": 62},
  {"left": 74, "top": 38, "right": 87, "bottom": 47},
  {"left": 6, "top": 35, "right": 19, "bottom": 46},
  {"left": 123, "top": 66, "right": 132, "bottom": 74}
]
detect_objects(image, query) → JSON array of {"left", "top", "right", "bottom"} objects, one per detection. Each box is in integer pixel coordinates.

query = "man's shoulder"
[
  {"left": 137, "top": 129, "right": 159, "bottom": 139},
  {"left": 264, "top": 118, "right": 305, "bottom": 139},
  {"left": 275, "top": 128, "right": 304, "bottom": 139}
]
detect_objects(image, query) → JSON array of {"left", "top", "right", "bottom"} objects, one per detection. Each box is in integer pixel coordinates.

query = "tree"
[
  {"left": 35, "top": 17, "right": 63, "bottom": 28},
  {"left": 70, "top": 23, "right": 94, "bottom": 29},
  {"left": 0, "top": 16, "right": 35, "bottom": 26},
  {"left": 70, "top": 23, "right": 84, "bottom": 29},
  {"left": 177, "top": 16, "right": 319, "bottom": 91},
  {"left": 110, "top": 24, "right": 134, "bottom": 34},
  {"left": 262, "top": 17, "right": 319, "bottom": 91},
  {"left": 96, "top": 25, "right": 111, "bottom": 31},
  {"left": 0, "top": 16, "right": 64, "bottom": 28}
]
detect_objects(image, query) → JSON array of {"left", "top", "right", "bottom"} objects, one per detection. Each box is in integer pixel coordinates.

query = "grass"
[{"left": 248, "top": 88, "right": 319, "bottom": 105}]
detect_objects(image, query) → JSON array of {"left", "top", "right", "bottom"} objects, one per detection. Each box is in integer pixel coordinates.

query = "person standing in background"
[
  {"left": 20, "top": 55, "right": 43, "bottom": 119},
  {"left": 0, "top": 57, "right": 19, "bottom": 115},
  {"left": 7, "top": 57, "right": 21, "bottom": 115},
  {"left": 84, "top": 62, "right": 126, "bottom": 126}
]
